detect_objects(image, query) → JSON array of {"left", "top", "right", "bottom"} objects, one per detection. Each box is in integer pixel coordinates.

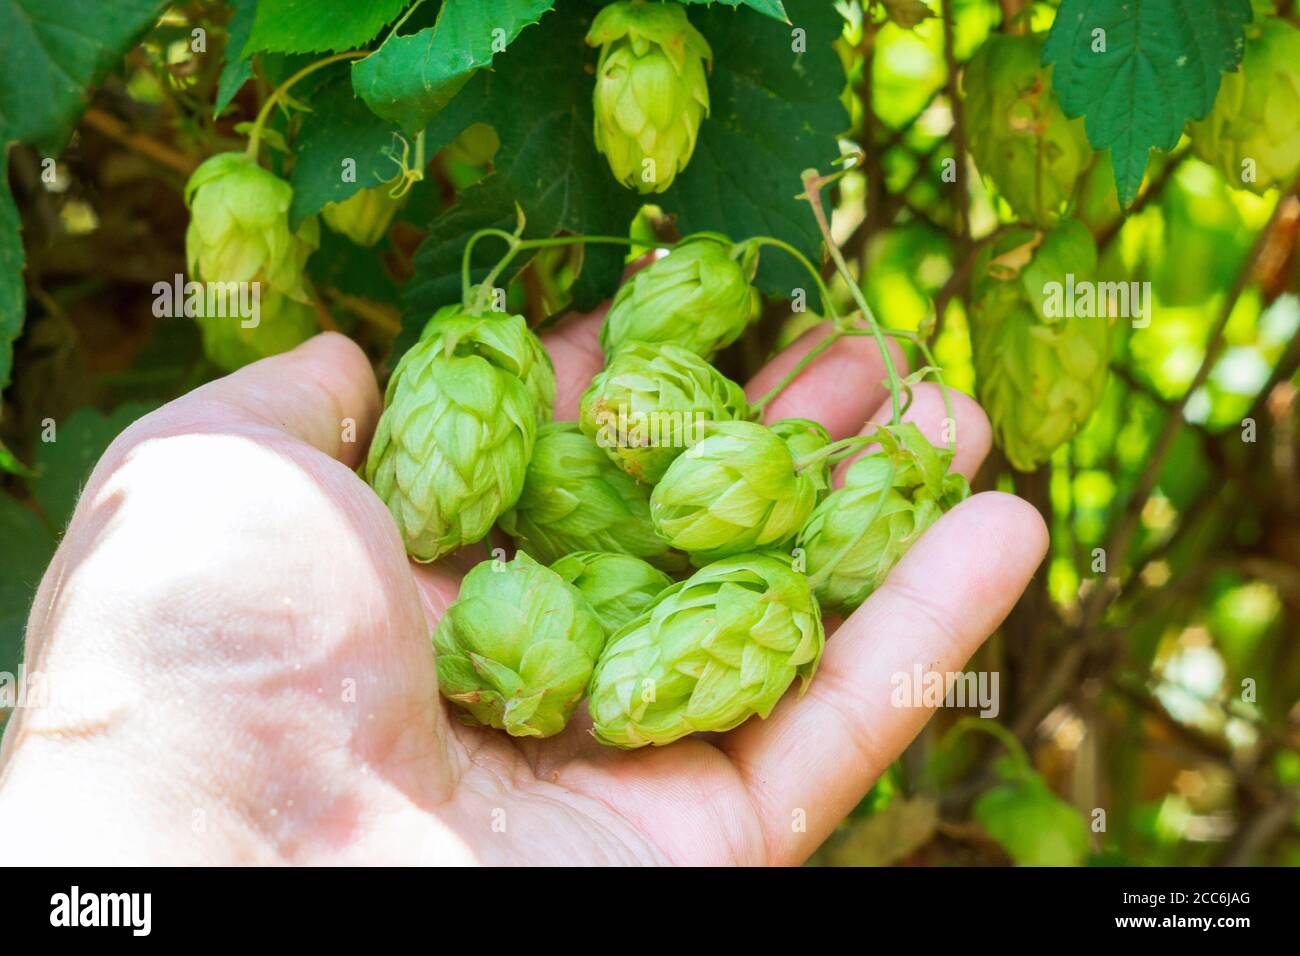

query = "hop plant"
[
  {"left": 770, "top": 418, "right": 832, "bottom": 500},
  {"left": 321, "top": 185, "right": 405, "bottom": 246},
  {"left": 588, "top": 552, "right": 824, "bottom": 748},
  {"left": 1190, "top": 17, "right": 1300, "bottom": 195},
  {"left": 798, "top": 424, "right": 969, "bottom": 614},
  {"left": 963, "top": 33, "right": 1092, "bottom": 227},
  {"left": 551, "top": 551, "right": 673, "bottom": 635},
  {"left": 365, "top": 306, "right": 555, "bottom": 562},
  {"left": 650, "top": 420, "right": 821, "bottom": 565},
  {"left": 579, "top": 341, "right": 751, "bottom": 483},
  {"left": 600, "top": 235, "right": 760, "bottom": 358},
  {"left": 434, "top": 552, "right": 606, "bottom": 738},
  {"left": 586, "top": 0, "right": 712, "bottom": 194},
  {"left": 970, "top": 221, "right": 1108, "bottom": 472},
  {"left": 184, "top": 151, "right": 320, "bottom": 370},
  {"left": 499, "top": 422, "right": 685, "bottom": 571}
]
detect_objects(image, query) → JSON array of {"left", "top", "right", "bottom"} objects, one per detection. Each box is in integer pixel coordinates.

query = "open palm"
[{"left": 0, "top": 309, "right": 1045, "bottom": 865}]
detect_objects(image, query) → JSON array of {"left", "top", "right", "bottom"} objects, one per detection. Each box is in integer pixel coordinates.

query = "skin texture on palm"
[{"left": 0, "top": 306, "right": 1047, "bottom": 866}]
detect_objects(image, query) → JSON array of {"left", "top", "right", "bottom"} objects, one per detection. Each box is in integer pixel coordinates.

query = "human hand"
[{"left": 0, "top": 313, "right": 1046, "bottom": 865}]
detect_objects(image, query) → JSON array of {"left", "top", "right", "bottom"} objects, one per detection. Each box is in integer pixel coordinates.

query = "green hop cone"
[
  {"left": 184, "top": 151, "right": 320, "bottom": 370},
  {"left": 434, "top": 552, "right": 605, "bottom": 738},
  {"left": 365, "top": 305, "right": 555, "bottom": 562},
  {"left": 600, "top": 235, "right": 760, "bottom": 358},
  {"left": 650, "top": 420, "right": 821, "bottom": 565},
  {"left": 195, "top": 290, "right": 317, "bottom": 374},
  {"left": 1190, "top": 17, "right": 1300, "bottom": 195},
  {"left": 589, "top": 551, "right": 824, "bottom": 748},
  {"left": 770, "top": 418, "right": 832, "bottom": 500},
  {"left": 970, "top": 220, "right": 1108, "bottom": 472},
  {"left": 498, "top": 421, "right": 686, "bottom": 571},
  {"left": 586, "top": 0, "right": 711, "bottom": 194},
  {"left": 320, "top": 185, "right": 405, "bottom": 246},
  {"left": 963, "top": 33, "right": 1092, "bottom": 227},
  {"left": 551, "top": 551, "right": 674, "bottom": 635},
  {"left": 798, "top": 423, "right": 969, "bottom": 614},
  {"left": 579, "top": 341, "right": 751, "bottom": 483}
]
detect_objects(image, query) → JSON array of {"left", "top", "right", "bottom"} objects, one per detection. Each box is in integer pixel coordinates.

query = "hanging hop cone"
[
  {"left": 579, "top": 341, "right": 751, "bottom": 483},
  {"left": 321, "top": 184, "right": 406, "bottom": 246},
  {"left": 963, "top": 33, "right": 1092, "bottom": 227},
  {"left": 650, "top": 420, "right": 823, "bottom": 565},
  {"left": 365, "top": 305, "right": 555, "bottom": 562},
  {"left": 434, "top": 552, "right": 606, "bottom": 738},
  {"left": 770, "top": 418, "right": 832, "bottom": 500},
  {"left": 589, "top": 551, "right": 824, "bottom": 748},
  {"left": 586, "top": 0, "right": 712, "bottom": 194},
  {"left": 600, "top": 235, "right": 760, "bottom": 359},
  {"left": 970, "top": 220, "right": 1108, "bottom": 472},
  {"left": 551, "top": 551, "right": 674, "bottom": 636},
  {"left": 1190, "top": 17, "right": 1300, "bottom": 195},
  {"left": 499, "top": 421, "right": 686, "bottom": 571},
  {"left": 184, "top": 151, "right": 320, "bottom": 370},
  {"left": 797, "top": 424, "right": 969, "bottom": 614}
]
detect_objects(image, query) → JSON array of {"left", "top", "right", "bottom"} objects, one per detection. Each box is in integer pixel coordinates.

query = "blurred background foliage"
[{"left": 1, "top": 0, "right": 1298, "bottom": 866}]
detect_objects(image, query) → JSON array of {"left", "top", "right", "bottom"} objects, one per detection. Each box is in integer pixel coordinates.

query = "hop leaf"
[
  {"left": 434, "top": 552, "right": 606, "bottom": 738},
  {"left": 579, "top": 341, "right": 751, "bottom": 483},
  {"left": 599, "top": 235, "right": 760, "bottom": 358},
  {"left": 321, "top": 184, "right": 406, "bottom": 246},
  {"left": 650, "top": 420, "right": 820, "bottom": 565},
  {"left": 365, "top": 306, "right": 554, "bottom": 561},
  {"left": 589, "top": 551, "right": 824, "bottom": 748},
  {"left": 1190, "top": 17, "right": 1300, "bottom": 195},
  {"left": 970, "top": 221, "right": 1109, "bottom": 472},
  {"left": 551, "top": 551, "right": 674, "bottom": 636},
  {"left": 184, "top": 151, "right": 320, "bottom": 369},
  {"left": 963, "top": 33, "right": 1092, "bottom": 227},
  {"left": 974, "top": 759, "right": 1090, "bottom": 866},
  {"left": 798, "top": 424, "right": 969, "bottom": 614},
  {"left": 586, "top": 0, "right": 712, "bottom": 194},
  {"left": 499, "top": 422, "right": 686, "bottom": 571}
]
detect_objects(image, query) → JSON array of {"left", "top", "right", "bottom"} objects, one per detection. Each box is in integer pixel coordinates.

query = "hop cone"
[
  {"left": 551, "top": 551, "right": 673, "bottom": 635},
  {"left": 600, "top": 235, "right": 759, "bottom": 358},
  {"left": 434, "top": 552, "right": 605, "bottom": 738},
  {"left": 586, "top": 0, "right": 711, "bottom": 194},
  {"left": 650, "top": 420, "right": 821, "bottom": 565},
  {"left": 321, "top": 185, "right": 405, "bottom": 246},
  {"left": 365, "top": 306, "right": 555, "bottom": 562},
  {"left": 579, "top": 341, "right": 750, "bottom": 483},
  {"left": 499, "top": 422, "right": 685, "bottom": 571},
  {"left": 589, "top": 552, "right": 824, "bottom": 748},
  {"left": 1190, "top": 18, "right": 1300, "bottom": 195},
  {"left": 798, "top": 424, "right": 969, "bottom": 614},
  {"left": 963, "top": 33, "right": 1092, "bottom": 227},
  {"left": 770, "top": 418, "right": 832, "bottom": 500},
  {"left": 970, "top": 221, "right": 1108, "bottom": 472},
  {"left": 184, "top": 152, "right": 320, "bottom": 370}
]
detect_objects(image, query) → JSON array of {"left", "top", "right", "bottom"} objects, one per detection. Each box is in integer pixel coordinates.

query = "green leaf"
[
  {"left": 245, "top": 0, "right": 410, "bottom": 56},
  {"left": 214, "top": 0, "right": 259, "bottom": 116},
  {"left": 1042, "top": 0, "right": 1252, "bottom": 208},
  {"left": 351, "top": 0, "right": 556, "bottom": 133},
  {"left": 662, "top": 0, "right": 849, "bottom": 298},
  {"left": 679, "top": 0, "right": 790, "bottom": 22},
  {"left": 0, "top": 493, "right": 54, "bottom": 676},
  {"left": 973, "top": 765, "right": 1091, "bottom": 867},
  {"left": 32, "top": 403, "right": 152, "bottom": 533},
  {"left": 0, "top": 151, "right": 22, "bottom": 395},
  {"left": 0, "top": 0, "right": 167, "bottom": 152}
]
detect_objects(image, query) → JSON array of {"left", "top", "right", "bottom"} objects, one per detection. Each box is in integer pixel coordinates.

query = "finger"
[
  {"left": 833, "top": 383, "right": 992, "bottom": 486},
  {"left": 540, "top": 309, "right": 607, "bottom": 421},
  {"left": 111, "top": 332, "right": 381, "bottom": 470},
  {"left": 721, "top": 492, "right": 1049, "bottom": 864},
  {"left": 744, "top": 322, "right": 909, "bottom": 439}
]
